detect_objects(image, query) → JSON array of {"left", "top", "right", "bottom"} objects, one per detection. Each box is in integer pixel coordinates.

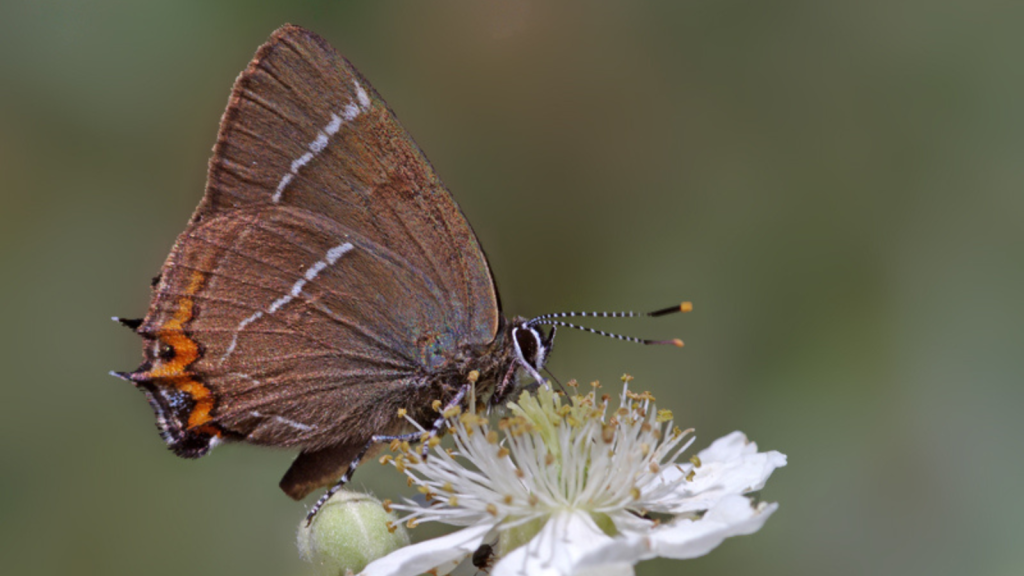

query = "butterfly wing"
[{"left": 120, "top": 25, "right": 500, "bottom": 497}]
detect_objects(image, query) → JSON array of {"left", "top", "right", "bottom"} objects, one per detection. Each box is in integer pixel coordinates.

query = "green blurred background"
[{"left": 2, "top": 1, "right": 1022, "bottom": 575}]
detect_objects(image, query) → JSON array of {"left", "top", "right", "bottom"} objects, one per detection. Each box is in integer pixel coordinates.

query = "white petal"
[
  {"left": 571, "top": 562, "right": 635, "bottom": 576},
  {"left": 582, "top": 495, "right": 777, "bottom": 565},
  {"left": 651, "top": 495, "right": 777, "bottom": 559},
  {"left": 359, "top": 522, "right": 495, "bottom": 576},
  {"left": 493, "top": 512, "right": 615, "bottom": 576},
  {"left": 653, "top": 432, "right": 786, "bottom": 514}
]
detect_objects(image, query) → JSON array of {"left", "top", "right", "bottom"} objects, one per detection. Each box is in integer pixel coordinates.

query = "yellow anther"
[
  {"left": 528, "top": 494, "right": 539, "bottom": 506},
  {"left": 486, "top": 504, "right": 499, "bottom": 516},
  {"left": 690, "top": 455, "right": 702, "bottom": 468},
  {"left": 656, "top": 409, "right": 673, "bottom": 423},
  {"left": 497, "top": 447, "right": 510, "bottom": 458},
  {"left": 686, "top": 469, "right": 696, "bottom": 482},
  {"left": 487, "top": 430, "right": 499, "bottom": 444},
  {"left": 503, "top": 494, "right": 514, "bottom": 505},
  {"left": 621, "top": 374, "right": 634, "bottom": 383},
  {"left": 467, "top": 370, "right": 480, "bottom": 383},
  {"left": 432, "top": 399, "right": 442, "bottom": 412},
  {"left": 448, "top": 496, "right": 459, "bottom": 507},
  {"left": 602, "top": 424, "right": 616, "bottom": 444},
  {"left": 382, "top": 499, "right": 393, "bottom": 512},
  {"left": 397, "top": 408, "right": 408, "bottom": 418},
  {"left": 630, "top": 487, "right": 641, "bottom": 500},
  {"left": 649, "top": 462, "right": 661, "bottom": 473},
  {"left": 442, "top": 482, "right": 454, "bottom": 493},
  {"left": 545, "top": 453, "right": 555, "bottom": 466}
]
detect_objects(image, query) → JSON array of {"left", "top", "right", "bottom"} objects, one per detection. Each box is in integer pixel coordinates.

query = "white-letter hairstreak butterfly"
[{"left": 113, "top": 24, "right": 690, "bottom": 522}]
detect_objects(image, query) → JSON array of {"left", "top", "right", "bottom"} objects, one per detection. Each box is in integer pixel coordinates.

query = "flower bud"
[{"left": 297, "top": 490, "right": 409, "bottom": 575}]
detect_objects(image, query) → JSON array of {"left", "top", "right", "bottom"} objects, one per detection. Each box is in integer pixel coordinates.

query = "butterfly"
[{"left": 113, "top": 24, "right": 688, "bottom": 520}]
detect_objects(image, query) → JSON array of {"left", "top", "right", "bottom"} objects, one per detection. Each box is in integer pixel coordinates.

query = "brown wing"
[{"left": 119, "top": 25, "right": 500, "bottom": 496}]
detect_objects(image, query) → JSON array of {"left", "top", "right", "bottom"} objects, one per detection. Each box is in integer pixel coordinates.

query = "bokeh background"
[{"left": 2, "top": 2, "right": 1022, "bottom": 575}]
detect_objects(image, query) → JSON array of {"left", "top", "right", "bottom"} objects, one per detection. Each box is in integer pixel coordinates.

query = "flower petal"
[
  {"left": 650, "top": 495, "right": 778, "bottom": 559},
  {"left": 653, "top": 432, "right": 786, "bottom": 514},
  {"left": 580, "top": 495, "right": 777, "bottom": 566},
  {"left": 493, "top": 511, "right": 615, "bottom": 576},
  {"left": 359, "top": 522, "right": 495, "bottom": 576}
]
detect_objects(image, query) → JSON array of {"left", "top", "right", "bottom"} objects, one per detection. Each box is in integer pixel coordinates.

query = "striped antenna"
[
  {"left": 529, "top": 320, "right": 684, "bottom": 347},
  {"left": 527, "top": 302, "right": 691, "bottom": 348},
  {"left": 528, "top": 302, "right": 692, "bottom": 324}
]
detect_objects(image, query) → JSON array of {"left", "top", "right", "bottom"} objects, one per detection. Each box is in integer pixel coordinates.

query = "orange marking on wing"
[{"left": 144, "top": 270, "right": 221, "bottom": 434}]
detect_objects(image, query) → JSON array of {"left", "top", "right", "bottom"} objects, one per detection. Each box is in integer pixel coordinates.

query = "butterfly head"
[{"left": 510, "top": 319, "right": 556, "bottom": 384}]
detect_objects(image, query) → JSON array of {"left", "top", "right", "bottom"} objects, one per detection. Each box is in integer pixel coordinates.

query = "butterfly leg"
[
  {"left": 305, "top": 430, "right": 423, "bottom": 525},
  {"left": 418, "top": 382, "right": 470, "bottom": 462}
]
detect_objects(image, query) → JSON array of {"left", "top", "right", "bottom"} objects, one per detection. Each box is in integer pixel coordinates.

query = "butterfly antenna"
[
  {"left": 528, "top": 302, "right": 692, "bottom": 323},
  {"left": 528, "top": 302, "right": 691, "bottom": 348}
]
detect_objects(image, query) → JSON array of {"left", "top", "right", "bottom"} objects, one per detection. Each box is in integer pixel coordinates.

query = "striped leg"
[{"left": 305, "top": 431, "right": 422, "bottom": 525}]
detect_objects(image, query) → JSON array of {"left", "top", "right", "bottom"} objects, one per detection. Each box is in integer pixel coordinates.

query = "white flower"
[{"left": 359, "top": 379, "right": 786, "bottom": 576}]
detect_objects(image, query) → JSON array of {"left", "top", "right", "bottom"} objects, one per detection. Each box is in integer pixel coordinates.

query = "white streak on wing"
[
  {"left": 342, "top": 102, "right": 360, "bottom": 122},
  {"left": 290, "top": 151, "right": 315, "bottom": 173},
  {"left": 271, "top": 80, "right": 374, "bottom": 203},
  {"left": 355, "top": 79, "right": 371, "bottom": 108},
  {"left": 250, "top": 410, "right": 315, "bottom": 432},
  {"left": 219, "top": 243, "right": 354, "bottom": 364},
  {"left": 221, "top": 311, "right": 263, "bottom": 362}
]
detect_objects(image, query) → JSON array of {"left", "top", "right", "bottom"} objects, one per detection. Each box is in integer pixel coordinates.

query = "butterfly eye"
[{"left": 513, "top": 325, "right": 546, "bottom": 371}]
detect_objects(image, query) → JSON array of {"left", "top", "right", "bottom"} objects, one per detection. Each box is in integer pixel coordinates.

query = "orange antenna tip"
[
  {"left": 649, "top": 302, "right": 694, "bottom": 317},
  {"left": 672, "top": 339, "right": 685, "bottom": 348}
]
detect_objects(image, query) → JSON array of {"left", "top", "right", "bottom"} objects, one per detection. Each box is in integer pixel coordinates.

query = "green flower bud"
[{"left": 297, "top": 490, "right": 409, "bottom": 575}]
